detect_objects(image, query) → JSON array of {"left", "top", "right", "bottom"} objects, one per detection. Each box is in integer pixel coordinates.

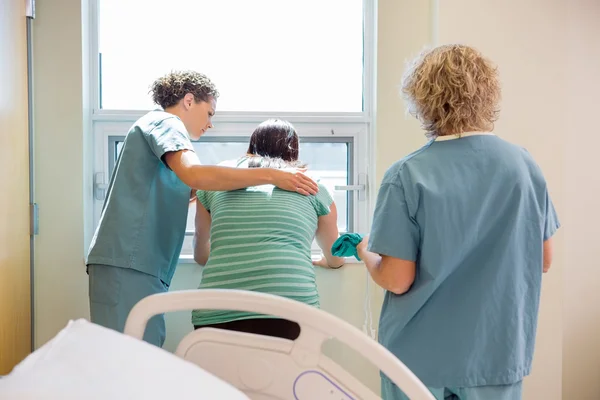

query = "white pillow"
[{"left": 0, "top": 319, "right": 249, "bottom": 400}]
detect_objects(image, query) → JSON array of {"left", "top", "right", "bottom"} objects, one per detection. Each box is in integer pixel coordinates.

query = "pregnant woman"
[{"left": 191, "top": 119, "right": 346, "bottom": 339}]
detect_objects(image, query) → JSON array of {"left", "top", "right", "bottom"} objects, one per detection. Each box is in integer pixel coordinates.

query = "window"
[
  {"left": 97, "top": 0, "right": 364, "bottom": 113},
  {"left": 90, "top": 0, "right": 375, "bottom": 262}
]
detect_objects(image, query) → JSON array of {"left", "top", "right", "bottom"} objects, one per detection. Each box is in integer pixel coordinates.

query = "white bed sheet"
[{"left": 0, "top": 319, "right": 249, "bottom": 400}]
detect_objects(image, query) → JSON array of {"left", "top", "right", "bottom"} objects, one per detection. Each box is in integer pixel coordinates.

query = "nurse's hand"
[
  {"left": 357, "top": 235, "right": 370, "bottom": 258},
  {"left": 273, "top": 169, "right": 319, "bottom": 196}
]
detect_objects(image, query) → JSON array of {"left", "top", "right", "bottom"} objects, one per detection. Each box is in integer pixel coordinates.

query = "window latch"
[
  {"left": 94, "top": 172, "right": 108, "bottom": 201},
  {"left": 335, "top": 184, "right": 365, "bottom": 191},
  {"left": 335, "top": 173, "right": 367, "bottom": 201}
]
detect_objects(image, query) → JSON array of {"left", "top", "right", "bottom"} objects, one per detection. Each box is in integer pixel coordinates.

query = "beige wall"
[
  {"left": 375, "top": 0, "right": 433, "bottom": 177},
  {"left": 376, "top": 1, "right": 567, "bottom": 398},
  {"left": 32, "top": 0, "right": 90, "bottom": 347},
  {"left": 563, "top": 1, "right": 600, "bottom": 398},
  {"left": 30, "top": 0, "right": 599, "bottom": 398},
  {"left": 436, "top": 2, "right": 567, "bottom": 399}
]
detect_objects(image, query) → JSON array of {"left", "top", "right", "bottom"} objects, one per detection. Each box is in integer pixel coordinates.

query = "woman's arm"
[
  {"left": 313, "top": 202, "right": 346, "bottom": 269},
  {"left": 164, "top": 150, "right": 318, "bottom": 195},
  {"left": 193, "top": 199, "right": 212, "bottom": 266}
]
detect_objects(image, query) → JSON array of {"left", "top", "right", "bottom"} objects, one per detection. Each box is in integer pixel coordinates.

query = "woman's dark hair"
[
  {"left": 247, "top": 119, "right": 301, "bottom": 163},
  {"left": 150, "top": 70, "right": 219, "bottom": 109}
]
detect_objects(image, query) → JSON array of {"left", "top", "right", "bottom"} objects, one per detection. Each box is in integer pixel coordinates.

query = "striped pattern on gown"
[{"left": 191, "top": 180, "right": 333, "bottom": 326}]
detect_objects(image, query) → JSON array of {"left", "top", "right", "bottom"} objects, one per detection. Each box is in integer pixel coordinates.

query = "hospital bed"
[
  {"left": 0, "top": 289, "right": 434, "bottom": 400},
  {"left": 124, "top": 289, "right": 434, "bottom": 400}
]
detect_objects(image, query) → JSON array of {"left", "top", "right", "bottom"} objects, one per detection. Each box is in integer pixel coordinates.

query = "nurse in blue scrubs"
[
  {"left": 86, "top": 71, "right": 318, "bottom": 347},
  {"left": 357, "top": 45, "right": 560, "bottom": 400}
]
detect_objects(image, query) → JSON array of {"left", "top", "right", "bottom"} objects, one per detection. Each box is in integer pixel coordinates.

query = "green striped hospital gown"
[{"left": 191, "top": 181, "right": 333, "bottom": 327}]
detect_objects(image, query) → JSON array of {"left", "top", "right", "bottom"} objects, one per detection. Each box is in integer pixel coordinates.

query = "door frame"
[{"left": 26, "top": 2, "right": 36, "bottom": 352}]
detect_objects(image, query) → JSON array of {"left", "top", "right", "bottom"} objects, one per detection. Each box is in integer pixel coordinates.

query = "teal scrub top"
[
  {"left": 369, "top": 134, "right": 560, "bottom": 388},
  {"left": 87, "top": 110, "right": 194, "bottom": 285}
]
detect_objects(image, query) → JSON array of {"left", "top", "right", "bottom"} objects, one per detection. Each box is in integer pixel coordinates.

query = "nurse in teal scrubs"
[
  {"left": 358, "top": 45, "right": 560, "bottom": 400},
  {"left": 86, "top": 71, "right": 318, "bottom": 347}
]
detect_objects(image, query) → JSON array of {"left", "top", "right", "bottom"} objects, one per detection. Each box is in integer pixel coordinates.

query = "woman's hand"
[
  {"left": 312, "top": 256, "right": 344, "bottom": 269},
  {"left": 273, "top": 169, "right": 319, "bottom": 195}
]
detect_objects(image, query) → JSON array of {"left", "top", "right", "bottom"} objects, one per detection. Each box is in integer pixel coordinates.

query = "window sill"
[{"left": 177, "top": 255, "right": 362, "bottom": 265}]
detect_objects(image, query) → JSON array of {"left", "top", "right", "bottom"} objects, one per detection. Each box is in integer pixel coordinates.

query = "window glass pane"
[
  {"left": 113, "top": 139, "right": 349, "bottom": 256},
  {"left": 98, "top": 0, "right": 364, "bottom": 112}
]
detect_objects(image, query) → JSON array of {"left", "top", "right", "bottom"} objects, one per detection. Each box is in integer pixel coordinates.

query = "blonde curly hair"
[{"left": 401, "top": 45, "right": 501, "bottom": 138}]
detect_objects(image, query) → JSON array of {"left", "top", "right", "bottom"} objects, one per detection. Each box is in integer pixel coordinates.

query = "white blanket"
[{"left": 0, "top": 319, "right": 249, "bottom": 400}]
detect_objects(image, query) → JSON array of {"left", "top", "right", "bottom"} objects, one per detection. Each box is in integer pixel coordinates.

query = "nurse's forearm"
[
  {"left": 359, "top": 249, "right": 413, "bottom": 295},
  {"left": 165, "top": 149, "right": 275, "bottom": 190},
  {"left": 360, "top": 251, "right": 391, "bottom": 291},
  {"left": 189, "top": 165, "right": 276, "bottom": 191},
  {"left": 165, "top": 150, "right": 317, "bottom": 194}
]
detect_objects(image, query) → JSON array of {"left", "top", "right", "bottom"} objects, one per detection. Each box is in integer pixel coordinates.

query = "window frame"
[{"left": 88, "top": 0, "right": 377, "bottom": 263}]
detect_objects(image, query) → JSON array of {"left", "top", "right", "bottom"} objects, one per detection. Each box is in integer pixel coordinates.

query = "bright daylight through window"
[{"left": 91, "top": 0, "right": 374, "bottom": 261}]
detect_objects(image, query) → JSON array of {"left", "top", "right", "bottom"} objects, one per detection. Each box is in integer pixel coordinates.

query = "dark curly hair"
[{"left": 149, "top": 70, "right": 220, "bottom": 109}]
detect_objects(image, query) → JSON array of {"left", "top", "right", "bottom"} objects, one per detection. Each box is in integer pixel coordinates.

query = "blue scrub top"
[
  {"left": 369, "top": 133, "right": 560, "bottom": 388},
  {"left": 87, "top": 110, "right": 194, "bottom": 285}
]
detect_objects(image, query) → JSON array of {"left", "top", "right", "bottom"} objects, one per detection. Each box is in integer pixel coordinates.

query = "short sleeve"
[
  {"left": 312, "top": 182, "right": 334, "bottom": 217},
  {"left": 368, "top": 182, "right": 420, "bottom": 261},
  {"left": 544, "top": 189, "right": 560, "bottom": 241},
  {"left": 144, "top": 117, "right": 194, "bottom": 165},
  {"left": 196, "top": 190, "right": 212, "bottom": 212}
]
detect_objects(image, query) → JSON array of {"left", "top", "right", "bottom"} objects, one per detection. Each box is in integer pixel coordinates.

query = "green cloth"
[{"left": 331, "top": 233, "right": 364, "bottom": 260}]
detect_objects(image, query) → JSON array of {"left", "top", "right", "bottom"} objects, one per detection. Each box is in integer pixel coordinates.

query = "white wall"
[{"left": 30, "top": 0, "right": 600, "bottom": 398}]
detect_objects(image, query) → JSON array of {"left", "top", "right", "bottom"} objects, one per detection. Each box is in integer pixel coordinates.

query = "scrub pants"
[
  {"left": 382, "top": 377, "right": 523, "bottom": 400},
  {"left": 88, "top": 264, "right": 169, "bottom": 347}
]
